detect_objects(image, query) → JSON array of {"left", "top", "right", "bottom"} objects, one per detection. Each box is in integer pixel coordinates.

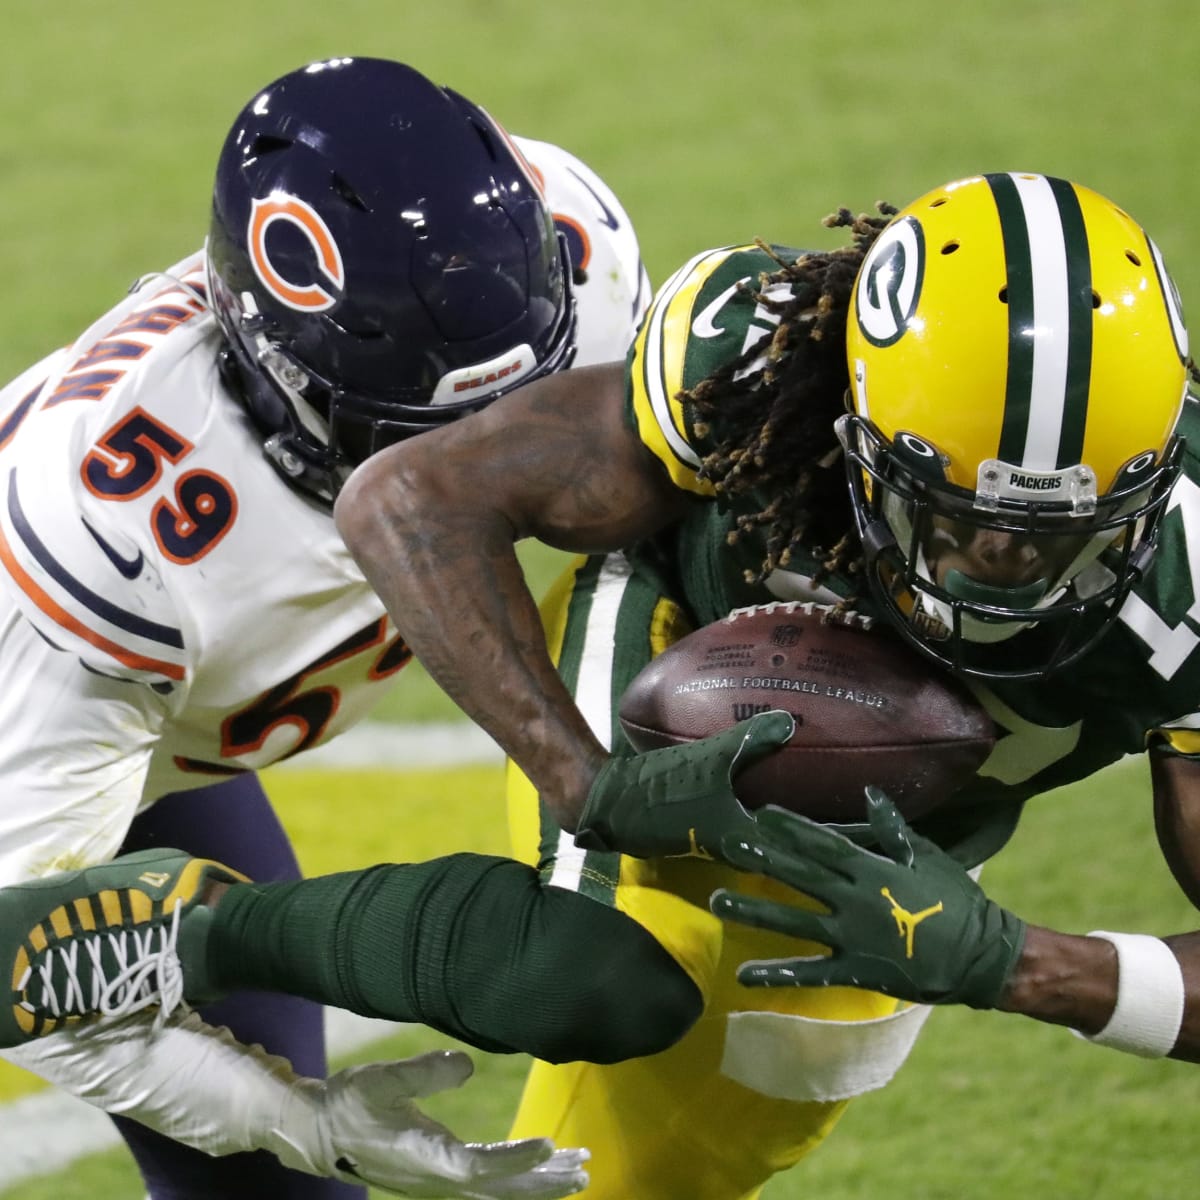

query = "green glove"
[
  {"left": 710, "top": 786, "right": 1026, "bottom": 1009},
  {"left": 575, "top": 710, "right": 795, "bottom": 860}
]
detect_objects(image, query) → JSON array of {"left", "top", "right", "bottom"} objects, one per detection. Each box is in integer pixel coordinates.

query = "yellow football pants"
[{"left": 504, "top": 554, "right": 915, "bottom": 1199}]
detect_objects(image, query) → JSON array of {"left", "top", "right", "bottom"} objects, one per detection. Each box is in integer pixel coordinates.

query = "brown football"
[{"left": 618, "top": 602, "right": 995, "bottom": 823}]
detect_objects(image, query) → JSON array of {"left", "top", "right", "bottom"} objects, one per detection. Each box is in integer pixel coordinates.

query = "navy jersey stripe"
[{"left": 6, "top": 470, "right": 185, "bottom": 650}]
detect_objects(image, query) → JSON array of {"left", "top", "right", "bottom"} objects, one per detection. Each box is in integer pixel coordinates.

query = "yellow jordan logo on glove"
[{"left": 881, "top": 887, "right": 943, "bottom": 958}]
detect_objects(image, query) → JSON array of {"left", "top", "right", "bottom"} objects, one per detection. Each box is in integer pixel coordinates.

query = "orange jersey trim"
[{"left": 0, "top": 521, "right": 185, "bottom": 681}]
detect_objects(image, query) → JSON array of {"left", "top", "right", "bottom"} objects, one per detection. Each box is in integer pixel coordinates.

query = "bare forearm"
[
  {"left": 341, "top": 471, "right": 606, "bottom": 826},
  {"left": 999, "top": 925, "right": 1200, "bottom": 1062},
  {"left": 334, "top": 367, "right": 687, "bottom": 828},
  {"left": 997, "top": 926, "right": 1119, "bottom": 1033}
]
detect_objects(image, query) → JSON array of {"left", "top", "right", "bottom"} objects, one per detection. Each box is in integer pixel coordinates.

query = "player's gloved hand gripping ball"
[
  {"left": 575, "top": 711, "right": 795, "bottom": 860},
  {"left": 711, "top": 786, "right": 1026, "bottom": 1009}
]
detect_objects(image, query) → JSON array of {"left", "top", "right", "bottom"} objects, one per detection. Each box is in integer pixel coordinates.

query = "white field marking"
[
  {"left": 0, "top": 720, "right": 500, "bottom": 1188},
  {"left": 270, "top": 719, "right": 503, "bottom": 771}
]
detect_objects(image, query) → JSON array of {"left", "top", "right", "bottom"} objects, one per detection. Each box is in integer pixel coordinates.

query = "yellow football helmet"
[{"left": 838, "top": 172, "right": 1190, "bottom": 677}]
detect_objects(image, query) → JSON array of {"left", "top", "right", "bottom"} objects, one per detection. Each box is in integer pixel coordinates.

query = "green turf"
[
  {"left": 5, "top": 0, "right": 1197, "bottom": 365},
  {"left": 3, "top": 1, "right": 1199, "bottom": 1195}
]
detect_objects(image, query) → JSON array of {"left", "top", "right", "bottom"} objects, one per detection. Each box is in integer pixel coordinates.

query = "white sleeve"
[
  {"left": 0, "top": 607, "right": 166, "bottom": 885},
  {"left": 514, "top": 136, "right": 652, "bottom": 367},
  {"left": 1, "top": 1010, "right": 301, "bottom": 1159},
  {"left": 1, "top": 1012, "right": 591, "bottom": 1197}
]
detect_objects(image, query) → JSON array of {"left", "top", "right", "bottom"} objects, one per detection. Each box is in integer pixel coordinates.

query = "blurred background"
[
  {"left": 5, "top": 0, "right": 1196, "bottom": 378},
  {"left": 1, "top": 2, "right": 1197, "bottom": 1196}
]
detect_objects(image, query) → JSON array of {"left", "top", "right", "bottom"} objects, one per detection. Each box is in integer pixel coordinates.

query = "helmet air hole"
[
  {"left": 1125, "top": 250, "right": 1142, "bottom": 267},
  {"left": 929, "top": 197, "right": 948, "bottom": 208},
  {"left": 941, "top": 240, "right": 960, "bottom": 255},
  {"left": 1091, "top": 291, "right": 1102, "bottom": 309},
  {"left": 998, "top": 287, "right": 1008, "bottom": 304},
  {"left": 248, "top": 135, "right": 291, "bottom": 158},
  {"left": 329, "top": 172, "right": 369, "bottom": 212}
]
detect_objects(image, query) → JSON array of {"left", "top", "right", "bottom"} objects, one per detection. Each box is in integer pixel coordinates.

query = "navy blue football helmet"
[{"left": 206, "top": 56, "right": 577, "bottom": 503}]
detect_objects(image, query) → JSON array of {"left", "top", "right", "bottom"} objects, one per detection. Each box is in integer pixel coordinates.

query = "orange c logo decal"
[{"left": 248, "top": 194, "right": 345, "bottom": 312}]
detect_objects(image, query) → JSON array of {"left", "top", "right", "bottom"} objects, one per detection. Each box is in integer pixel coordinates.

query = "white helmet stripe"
[
  {"left": 639, "top": 249, "right": 729, "bottom": 472},
  {"left": 1010, "top": 173, "right": 1073, "bottom": 471},
  {"left": 988, "top": 172, "right": 1094, "bottom": 473}
]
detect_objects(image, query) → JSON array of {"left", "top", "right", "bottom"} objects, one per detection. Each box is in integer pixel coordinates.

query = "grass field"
[{"left": 2, "top": 1, "right": 1199, "bottom": 1196}]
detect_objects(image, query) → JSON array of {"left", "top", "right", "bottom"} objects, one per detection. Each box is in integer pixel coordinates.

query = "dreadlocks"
[{"left": 685, "top": 203, "right": 896, "bottom": 586}]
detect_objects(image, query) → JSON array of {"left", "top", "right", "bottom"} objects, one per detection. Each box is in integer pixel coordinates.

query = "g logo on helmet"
[
  {"left": 248, "top": 195, "right": 346, "bottom": 312},
  {"left": 855, "top": 216, "right": 925, "bottom": 347}
]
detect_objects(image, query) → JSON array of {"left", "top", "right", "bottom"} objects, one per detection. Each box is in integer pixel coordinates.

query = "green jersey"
[{"left": 625, "top": 243, "right": 1200, "bottom": 858}]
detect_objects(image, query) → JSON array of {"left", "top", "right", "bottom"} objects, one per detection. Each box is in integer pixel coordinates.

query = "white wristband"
[{"left": 1072, "top": 931, "right": 1185, "bottom": 1058}]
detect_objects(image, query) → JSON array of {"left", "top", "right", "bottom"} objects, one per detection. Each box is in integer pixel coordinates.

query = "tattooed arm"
[{"left": 333, "top": 363, "right": 689, "bottom": 829}]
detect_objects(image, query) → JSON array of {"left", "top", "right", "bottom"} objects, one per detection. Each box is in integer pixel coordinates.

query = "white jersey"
[
  {"left": 514, "top": 136, "right": 650, "bottom": 367},
  {"left": 0, "top": 141, "right": 648, "bottom": 885}
]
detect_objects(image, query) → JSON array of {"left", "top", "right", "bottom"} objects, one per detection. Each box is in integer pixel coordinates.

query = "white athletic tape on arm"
[
  {"left": 721, "top": 1003, "right": 933, "bottom": 1101},
  {"left": 1072, "top": 931, "right": 1185, "bottom": 1058}
]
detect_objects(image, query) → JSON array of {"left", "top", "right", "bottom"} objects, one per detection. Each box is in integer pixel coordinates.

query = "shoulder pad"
[
  {"left": 1151, "top": 727, "right": 1200, "bottom": 757},
  {"left": 513, "top": 136, "right": 651, "bottom": 368},
  {"left": 626, "top": 243, "right": 800, "bottom": 493}
]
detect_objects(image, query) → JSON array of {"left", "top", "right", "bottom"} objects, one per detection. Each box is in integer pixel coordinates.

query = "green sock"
[{"left": 202, "top": 852, "right": 701, "bottom": 1063}]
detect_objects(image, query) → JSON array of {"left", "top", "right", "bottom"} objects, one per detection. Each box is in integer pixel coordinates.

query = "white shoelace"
[{"left": 19, "top": 900, "right": 186, "bottom": 1026}]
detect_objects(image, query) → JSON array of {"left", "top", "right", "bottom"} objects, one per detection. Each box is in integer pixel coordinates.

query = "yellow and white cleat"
[{"left": 1, "top": 849, "right": 246, "bottom": 1046}]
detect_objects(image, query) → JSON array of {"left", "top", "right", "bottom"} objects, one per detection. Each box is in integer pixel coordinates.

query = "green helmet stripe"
[
  {"left": 1047, "top": 175, "right": 1093, "bottom": 469},
  {"left": 986, "top": 173, "right": 1096, "bottom": 473},
  {"left": 986, "top": 172, "right": 1037, "bottom": 465}
]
